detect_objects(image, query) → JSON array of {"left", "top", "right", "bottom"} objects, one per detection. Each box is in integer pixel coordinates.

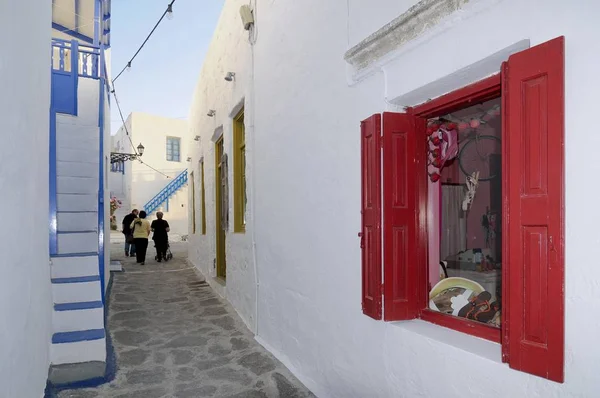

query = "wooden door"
[{"left": 215, "top": 137, "right": 227, "bottom": 279}]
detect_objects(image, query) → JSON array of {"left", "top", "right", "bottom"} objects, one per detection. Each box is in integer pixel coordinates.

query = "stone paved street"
[{"left": 58, "top": 242, "right": 313, "bottom": 398}]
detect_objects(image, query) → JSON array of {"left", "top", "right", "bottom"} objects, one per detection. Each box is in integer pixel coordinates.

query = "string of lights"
[{"left": 112, "top": 0, "right": 176, "bottom": 83}]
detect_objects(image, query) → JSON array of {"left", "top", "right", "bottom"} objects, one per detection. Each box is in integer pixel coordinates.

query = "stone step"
[
  {"left": 57, "top": 231, "right": 98, "bottom": 254},
  {"left": 57, "top": 211, "right": 98, "bottom": 232},
  {"left": 52, "top": 279, "right": 102, "bottom": 304}
]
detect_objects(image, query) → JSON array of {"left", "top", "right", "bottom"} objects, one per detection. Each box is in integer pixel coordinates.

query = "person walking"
[
  {"left": 151, "top": 212, "right": 170, "bottom": 262},
  {"left": 130, "top": 210, "right": 151, "bottom": 265},
  {"left": 122, "top": 209, "right": 138, "bottom": 257}
]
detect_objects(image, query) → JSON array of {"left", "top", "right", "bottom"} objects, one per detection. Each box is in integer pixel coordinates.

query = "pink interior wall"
[{"left": 428, "top": 120, "right": 500, "bottom": 287}]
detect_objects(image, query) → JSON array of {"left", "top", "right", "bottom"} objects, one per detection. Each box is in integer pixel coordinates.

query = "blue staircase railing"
[{"left": 143, "top": 169, "right": 188, "bottom": 215}]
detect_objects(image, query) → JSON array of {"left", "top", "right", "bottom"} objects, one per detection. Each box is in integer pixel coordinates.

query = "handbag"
[{"left": 126, "top": 222, "right": 136, "bottom": 243}]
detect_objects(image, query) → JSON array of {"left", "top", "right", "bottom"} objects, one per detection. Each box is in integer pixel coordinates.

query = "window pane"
[{"left": 427, "top": 98, "right": 502, "bottom": 328}]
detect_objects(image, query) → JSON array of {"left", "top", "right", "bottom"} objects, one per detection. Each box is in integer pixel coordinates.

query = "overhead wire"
[
  {"left": 112, "top": 0, "right": 176, "bottom": 83},
  {"left": 111, "top": 84, "right": 172, "bottom": 179},
  {"left": 108, "top": 0, "right": 178, "bottom": 179}
]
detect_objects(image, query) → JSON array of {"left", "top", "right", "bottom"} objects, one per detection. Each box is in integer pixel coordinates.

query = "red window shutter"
[
  {"left": 503, "top": 37, "right": 565, "bottom": 382},
  {"left": 360, "top": 114, "right": 382, "bottom": 320},
  {"left": 382, "top": 112, "right": 425, "bottom": 321}
]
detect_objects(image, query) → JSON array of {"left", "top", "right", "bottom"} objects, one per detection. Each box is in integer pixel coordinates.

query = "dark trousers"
[
  {"left": 154, "top": 239, "right": 168, "bottom": 260},
  {"left": 134, "top": 238, "right": 148, "bottom": 263}
]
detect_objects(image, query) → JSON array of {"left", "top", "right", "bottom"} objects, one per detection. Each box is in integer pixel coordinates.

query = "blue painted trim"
[
  {"left": 52, "top": 23, "right": 93, "bottom": 44},
  {"left": 52, "top": 275, "right": 100, "bottom": 284},
  {"left": 57, "top": 230, "right": 97, "bottom": 234},
  {"left": 98, "top": 46, "right": 106, "bottom": 303},
  {"left": 49, "top": 109, "right": 58, "bottom": 255},
  {"left": 45, "top": 278, "right": 116, "bottom": 395},
  {"left": 51, "top": 252, "right": 98, "bottom": 258},
  {"left": 94, "top": 0, "right": 100, "bottom": 45},
  {"left": 52, "top": 329, "right": 105, "bottom": 344},
  {"left": 54, "top": 301, "right": 103, "bottom": 311},
  {"left": 57, "top": 211, "right": 97, "bottom": 214},
  {"left": 74, "top": 0, "right": 80, "bottom": 33}
]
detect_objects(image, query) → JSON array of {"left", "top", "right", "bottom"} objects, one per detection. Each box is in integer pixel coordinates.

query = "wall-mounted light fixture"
[
  {"left": 207, "top": 109, "right": 216, "bottom": 117},
  {"left": 186, "top": 157, "right": 192, "bottom": 162},
  {"left": 110, "top": 143, "right": 144, "bottom": 164},
  {"left": 224, "top": 72, "right": 236, "bottom": 82},
  {"left": 194, "top": 135, "right": 201, "bottom": 141}
]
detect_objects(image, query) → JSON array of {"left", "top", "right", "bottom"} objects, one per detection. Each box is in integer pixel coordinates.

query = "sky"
[{"left": 109, "top": 0, "right": 224, "bottom": 134}]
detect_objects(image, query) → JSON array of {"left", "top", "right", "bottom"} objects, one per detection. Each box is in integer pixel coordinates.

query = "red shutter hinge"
[{"left": 380, "top": 139, "right": 384, "bottom": 148}]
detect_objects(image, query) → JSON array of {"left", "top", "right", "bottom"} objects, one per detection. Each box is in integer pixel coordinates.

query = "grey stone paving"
[{"left": 58, "top": 242, "right": 314, "bottom": 398}]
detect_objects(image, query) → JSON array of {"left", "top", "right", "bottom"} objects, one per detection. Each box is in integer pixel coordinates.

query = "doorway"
[{"left": 215, "top": 137, "right": 227, "bottom": 279}]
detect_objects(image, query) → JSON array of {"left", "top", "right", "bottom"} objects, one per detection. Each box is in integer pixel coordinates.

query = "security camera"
[{"left": 239, "top": 5, "right": 254, "bottom": 30}]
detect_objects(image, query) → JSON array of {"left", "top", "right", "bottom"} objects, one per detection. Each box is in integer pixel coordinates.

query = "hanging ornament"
[
  {"left": 427, "top": 123, "right": 459, "bottom": 183},
  {"left": 470, "top": 118, "right": 481, "bottom": 129}
]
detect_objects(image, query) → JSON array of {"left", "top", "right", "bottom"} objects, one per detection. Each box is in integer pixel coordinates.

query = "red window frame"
[{"left": 412, "top": 74, "right": 503, "bottom": 343}]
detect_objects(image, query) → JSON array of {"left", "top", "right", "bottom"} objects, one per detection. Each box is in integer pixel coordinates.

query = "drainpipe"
[{"left": 249, "top": 0, "right": 259, "bottom": 337}]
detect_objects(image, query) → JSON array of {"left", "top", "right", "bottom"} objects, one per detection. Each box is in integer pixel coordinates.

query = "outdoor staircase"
[
  {"left": 143, "top": 169, "right": 188, "bottom": 215},
  {"left": 48, "top": 87, "right": 107, "bottom": 384}
]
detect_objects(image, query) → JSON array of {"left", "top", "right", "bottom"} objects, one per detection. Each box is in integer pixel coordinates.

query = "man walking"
[
  {"left": 151, "top": 212, "right": 170, "bottom": 262},
  {"left": 122, "top": 209, "right": 138, "bottom": 257}
]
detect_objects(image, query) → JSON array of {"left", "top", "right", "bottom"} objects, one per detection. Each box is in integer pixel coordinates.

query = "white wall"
[
  {"left": 189, "top": 0, "right": 600, "bottom": 397},
  {"left": 187, "top": 0, "right": 256, "bottom": 331},
  {"left": 111, "top": 113, "right": 190, "bottom": 235},
  {"left": 0, "top": 0, "right": 53, "bottom": 397}
]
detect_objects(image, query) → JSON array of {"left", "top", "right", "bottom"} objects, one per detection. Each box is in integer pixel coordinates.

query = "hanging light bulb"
[
  {"left": 126, "top": 61, "right": 132, "bottom": 72},
  {"left": 166, "top": 4, "right": 174, "bottom": 20}
]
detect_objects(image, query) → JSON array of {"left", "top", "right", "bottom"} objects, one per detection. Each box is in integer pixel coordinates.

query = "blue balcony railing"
[
  {"left": 52, "top": 38, "right": 101, "bottom": 79},
  {"left": 143, "top": 170, "right": 189, "bottom": 216},
  {"left": 51, "top": 39, "right": 108, "bottom": 115}
]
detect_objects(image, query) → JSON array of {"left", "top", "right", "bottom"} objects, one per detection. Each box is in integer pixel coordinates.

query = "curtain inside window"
[{"left": 440, "top": 184, "right": 466, "bottom": 260}]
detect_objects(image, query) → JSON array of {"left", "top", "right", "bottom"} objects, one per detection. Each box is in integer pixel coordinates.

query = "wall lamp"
[
  {"left": 194, "top": 135, "right": 201, "bottom": 141},
  {"left": 224, "top": 72, "right": 236, "bottom": 81},
  {"left": 207, "top": 109, "right": 216, "bottom": 117},
  {"left": 110, "top": 143, "right": 144, "bottom": 164},
  {"left": 186, "top": 157, "right": 192, "bottom": 162}
]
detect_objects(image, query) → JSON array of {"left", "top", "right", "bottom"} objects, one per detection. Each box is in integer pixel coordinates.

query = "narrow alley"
[{"left": 56, "top": 242, "right": 313, "bottom": 398}]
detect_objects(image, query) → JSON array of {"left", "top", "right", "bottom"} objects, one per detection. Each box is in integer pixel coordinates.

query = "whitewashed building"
[
  {"left": 1, "top": 0, "right": 113, "bottom": 394},
  {"left": 110, "top": 112, "right": 190, "bottom": 236},
  {"left": 187, "top": 0, "right": 600, "bottom": 397},
  {"left": 48, "top": 0, "right": 113, "bottom": 387}
]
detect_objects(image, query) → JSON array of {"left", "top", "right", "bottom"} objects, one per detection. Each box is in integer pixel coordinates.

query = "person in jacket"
[
  {"left": 122, "top": 209, "right": 138, "bottom": 256},
  {"left": 151, "top": 212, "right": 170, "bottom": 262},
  {"left": 130, "top": 210, "right": 151, "bottom": 265}
]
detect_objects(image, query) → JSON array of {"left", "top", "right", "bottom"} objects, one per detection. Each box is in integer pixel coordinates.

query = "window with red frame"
[{"left": 359, "top": 36, "right": 565, "bottom": 383}]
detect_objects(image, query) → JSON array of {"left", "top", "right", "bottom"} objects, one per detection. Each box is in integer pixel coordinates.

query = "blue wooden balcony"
[{"left": 51, "top": 39, "right": 110, "bottom": 115}]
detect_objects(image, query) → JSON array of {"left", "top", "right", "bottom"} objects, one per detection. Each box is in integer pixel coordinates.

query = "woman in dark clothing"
[{"left": 151, "top": 212, "right": 170, "bottom": 262}]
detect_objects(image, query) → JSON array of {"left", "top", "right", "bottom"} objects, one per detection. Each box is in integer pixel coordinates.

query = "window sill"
[{"left": 390, "top": 318, "right": 502, "bottom": 364}]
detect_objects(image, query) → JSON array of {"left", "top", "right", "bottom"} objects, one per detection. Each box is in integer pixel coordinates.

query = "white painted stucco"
[
  {"left": 188, "top": 0, "right": 600, "bottom": 397},
  {"left": 187, "top": 0, "right": 256, "bottom": 331},
  {"left": 0, "top": 0, "right": 53, "bottom": 396},
  {"left": 110, "top": 113, "right": 190, "bottom": 236}
]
